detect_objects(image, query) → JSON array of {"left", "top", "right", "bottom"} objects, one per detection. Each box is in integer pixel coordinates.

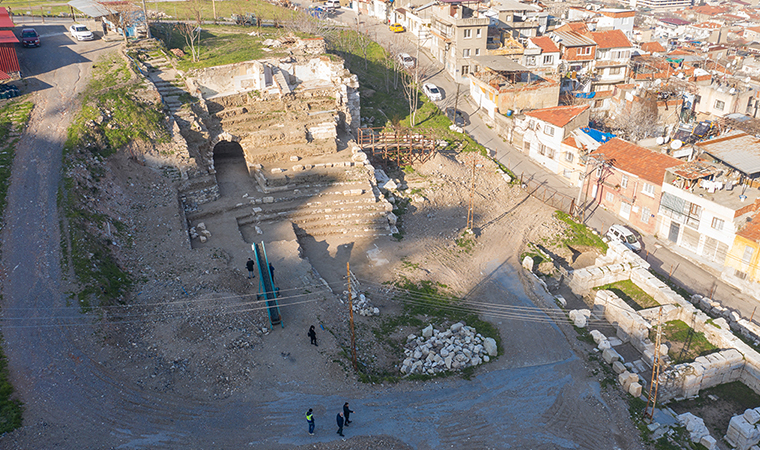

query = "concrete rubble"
[
  {"left": 400, "top": 323, "right": 497, "bottom": 375},
  {"left": 677, "top": 413, "right": 716, "bottom": 450},
  {"left": 344, "top": 291, "right": 379, "bottom": 317}
]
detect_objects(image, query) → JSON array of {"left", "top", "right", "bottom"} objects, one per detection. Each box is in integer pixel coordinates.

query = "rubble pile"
[
  {"left": 347, "top": 292, "right": 379, "bottom": 317},
  {"left": 726, "top": 408, "right": 760, "bottom": 450},
  {"left": 400, "top": 322, "right": 497, "bottom": 375},
  {"left": 677, "top": 413, "right": 717, "bottom": 450},
  {"left": 189, "top": 222, "right": 212, "bottom": 243}
]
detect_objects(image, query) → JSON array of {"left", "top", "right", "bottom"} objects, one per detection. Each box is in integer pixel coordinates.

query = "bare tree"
[
  {"left": 611, "top": 94, "right": 658, "bottom": 143},
  {"left": 99, "top": 1, "right": 141, "bottom": 45},
  {"left": 177, "top": 0, "right": 203, "bottom": 62}
]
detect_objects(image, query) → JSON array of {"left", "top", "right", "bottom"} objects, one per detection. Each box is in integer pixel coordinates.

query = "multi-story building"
[
  {"left": 585, "top": 138, "right": 684, "bottom": 235},
  {"left": 552, "top": 30, "right": 597, "bottom": 92},
  {"left": 520, "top": 105, "right": 591, "bottom": 176},
  {"left": 522, "top": 36, "right": 561, "bottom": 75},
  {"left": 588, "top": 30, "right": 633, "bottom": 92},
  {"left": 430, "top": 3, "right": 489, "bottom": 82},
  {"left": 596, "top": 9, "right": 636, "bottom": 36},
  {"left": 629, "top": 0, "right": 693, "bottom": 12}
]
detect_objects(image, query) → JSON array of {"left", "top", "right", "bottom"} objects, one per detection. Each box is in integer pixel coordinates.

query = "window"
[
  {"left": 642, "top": 183, "right": 655, "bottom": 197},
  {"left": 463, "top": 48, "right": 470, "bottom": 58},
  {"left": 606, "top": 192, "right": 615, "bottom": 202},
  {"left": 543, "top": 54, "right": 554, "bottom": 65},
  {"left": 579, "top": 46, "right": 592, "bottom": 55},
  {"left": 476, "top": 28, "right": 481, "bottom": 38},
  {"left": 563, "top": 169, "right": 572, "bottom": 178},
  {"left": 621, "top": 174, "right": 629, "bottom": 189},
  {"left": 609, "top": 67, "right": 622, "bottom": 75},
  {"left": 475, "top": 48, "right": 480, "bottom": 56},
  {"left": 597, "top": 49, "right": 609, "bottom": 59},
  {"left": 565, "top": 152, "right": 574, "bottom": 162},
  {"left": 464, "top": 29, "right": 472, "bottom": 39},
  {"left": 538, "top": 143, "right": 546, "bottom": 155},
  {"left": 743, "top": 245, "right": 755, "bottom": 265},
  {"left": 641, "top": 206, "right": 651, "bottom": 224},
  {"left": 474, "top": 65, "right": 479, "bottom": 72},
  {"left": 461, "top": 65, "right": 469, "bottom": 76},
  {"left": 711, "top": 217, "right": 724, "bottom": 231},
  {"left": 529, "top": 119, "right": 536, "bottom": 130},
  {"left": 596, "top": 167, "right": 603, "bottom": 178},
  {"left": 547, "top": 147, "right": 555, "bottom": 159},
  {"left": 525, "top": 56, "right": 536, "bottom": 66},
  {"left": 544, "top": 125, "right": 554, "bottom": 136},
  {"left": 715, "top": 99, "right": 725, "bottom": 111}
]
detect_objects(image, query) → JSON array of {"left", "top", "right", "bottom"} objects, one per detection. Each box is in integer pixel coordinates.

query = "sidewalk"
[{"left": 330, "top": 7, "right": 760, "bottom": 320}]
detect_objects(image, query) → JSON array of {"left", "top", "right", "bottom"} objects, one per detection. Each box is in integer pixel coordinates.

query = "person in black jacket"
[
  {"left": 308, "top": 325, "right": 318, "bottom": 346},
  {"left": 336, "top": 412, "right": 345, "bottom": 437},
  {"left": 246, "top": 258, "right": 255, "bottom": 279},
  {"left": 343, "top": 402, "right": 354, "bottom": 425}
]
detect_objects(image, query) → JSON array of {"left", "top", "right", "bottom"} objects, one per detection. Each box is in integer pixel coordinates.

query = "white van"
[
  {"left": 325, "top": 0, "right": 340, "bottom": 10},
  {"left": 606, "top": 225, "right": 642, "bottom": 253}
]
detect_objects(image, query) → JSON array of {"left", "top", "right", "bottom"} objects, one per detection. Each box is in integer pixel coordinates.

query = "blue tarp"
[
  {"left": 581, "top": 127, "right": 615, "bottom": 143},
  {"left": 573, "top": 92, "right": 596, "bottom": 99}
]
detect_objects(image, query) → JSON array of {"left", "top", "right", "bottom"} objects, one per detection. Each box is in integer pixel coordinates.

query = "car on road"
[
  {"left": 606, "top": 224, "right": 641, "bottom": 252},
  {"left": 20, "top": 28, "right": 40, "bottom": 47},
  {"left": 69, "top": 24, "right": 94, "bottom": 41},
  {"left": 397, "top": 52, "right": 415, "bottom": 69},
  {"left": 389, "top": 22, "right": 405, "bottom": 33},
  {"left": 422, "top": 83, "right": 442, "bottom": 101},
  {"left": 445, "top": 107, "right": 469, "bottom": 127},
  {"left": 325, "top": 0, "right": 340, "bottom": 8}
]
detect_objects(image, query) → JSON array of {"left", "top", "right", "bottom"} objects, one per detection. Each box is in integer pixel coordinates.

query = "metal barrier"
[{"left": 519, "top": 173, "right": 578, "bottom": 216}]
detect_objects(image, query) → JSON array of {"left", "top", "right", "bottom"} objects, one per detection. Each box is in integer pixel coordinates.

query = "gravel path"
[{"left": 0, "top": 27, "right": 643, "bottom": 449}]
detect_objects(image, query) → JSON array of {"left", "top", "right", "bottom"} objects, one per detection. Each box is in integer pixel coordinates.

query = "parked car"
[
  {"left": 397, "top": 52, "right": 415, "bottom": 69},
  {"left": 445, "top": 107, "right": 469, "bottom": 127},
  {"left": 20, "top": 28, "right": 40, "bottom": 47},
  {"left": 606, "top": 224, "right": 641, "bottom": 253},
  {"left": 422, "top": 83, "right": 442, "bottom": 101},
  {"left": 389, "top": 22, "right": 405, "bottom": 33},
  {"left": 324, "top": 0, "right": 340, "bottom": 9},
  {"left": 69, "top": 24, "right": 94, "bottom": 41}
]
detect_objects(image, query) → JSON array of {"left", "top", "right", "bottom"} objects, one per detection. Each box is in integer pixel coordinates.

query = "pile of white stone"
[
  {"left": 190, "top": 222, "right": 212, "bottom": 243},
  {"left": 727, "top": 407, "right": 760, "bottom": 450},
  {"left": 400, "top": 322, "right": 497, "bottom": 375},
  {"left": 677, "top": 413, "right": 717, "bottom": 450},
  {"left": 569, "top": 309, "right": 591, "bottom": 328},
  {"left": 350, "top": 292, "right": 379, "bottom": 317}
]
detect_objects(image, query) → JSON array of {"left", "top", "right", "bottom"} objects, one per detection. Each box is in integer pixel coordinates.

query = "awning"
[
  {"left": 0, "top": 7, "right": 14, "bottom": 28},
  {"left": 67, "top": 0, "right": 114, "bottom": 18},
  {"left": 0, "top": 30, "right": 19, "bottom": 44}
]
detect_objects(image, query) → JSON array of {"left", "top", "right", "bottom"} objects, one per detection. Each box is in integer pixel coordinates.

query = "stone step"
[
  {"left": 240, "top": 207, "right": 389, "bottom": 227},
  {"left": 292, "top": 221, "right": 391, "bottom": 238}
]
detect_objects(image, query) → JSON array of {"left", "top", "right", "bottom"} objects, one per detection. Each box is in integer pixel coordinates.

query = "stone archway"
[{"left": 212, "top": 140, "right": 249, "bottom": 198}]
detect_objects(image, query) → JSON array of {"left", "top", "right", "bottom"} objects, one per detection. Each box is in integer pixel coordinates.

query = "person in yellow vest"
[{"left": 306, "top": 408, "right": 315, "bottom": 435}]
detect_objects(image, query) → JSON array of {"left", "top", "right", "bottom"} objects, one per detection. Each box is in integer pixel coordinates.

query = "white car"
[
  {"left": 606, "top": 224, "right": 642, "bottom": 253},
  {"left": 69, "top": 24, "right": 94, "bottom": 41},
  {"left": 398, "top": 53, "right": 415, "bottom": 69},
  {"left": 422, "top": 83, "right": 442, "bottom": 101}
]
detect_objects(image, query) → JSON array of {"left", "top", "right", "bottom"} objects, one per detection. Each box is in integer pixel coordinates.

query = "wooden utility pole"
[
  {"left": 646, "top": 307, "right": 663, "bottom": 420},
  {"left": 467, "top": 156, "right": 476, "bottom": 230},
  {"left": 347, "top": 262, "right": 358, "bottom": 371}
]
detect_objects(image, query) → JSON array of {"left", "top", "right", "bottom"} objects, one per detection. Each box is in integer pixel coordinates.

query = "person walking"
[
  {"left": 308, "top": 325, "right": 318, "bottom": 346},
  {"left": 336, "top": 411, "right": 345, "bottom": 437},
  {"left": 268, "top": 262, "right": 275, "bottom": 283},
  {"left": 343, "top": 402, "right": 354, "bottom": 426},
  {"left": 246, "top": 258, "right": 255, "bottom": 279},
  {"left": 306, "top": 409, "right": 315, "bottom": 435}
]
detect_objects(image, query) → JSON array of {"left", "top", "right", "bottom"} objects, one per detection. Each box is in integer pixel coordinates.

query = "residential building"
[
  {"left": 724, "top": 216, "right": 760, "bottom": 298},
  {"left": 488, "top": 0, "right": 543, "bottom": 43},
  {"left": 430, "top": 3, "right": 489, "bottom": 82},
  {"left": 596, "top": 9, "right": 636, "bottom": 36},
  {"left": 588, "top": 30, "right": 633, "bottom": 91},
  {"left": 521, "top": 105, "right": 591, "bottom": 177},
  {"left": 695, "top": 81, "right": 757, "bottom": 119},
  {"left": 640, "top": 41, "right": 667, "bottom": 54},
  {"left": 522, "top": 36, "right": 561, "bottom": 74},
  {"left": 630, "top": 0, "right": 693, "bottom": 11},
  {"left": 558, "top": 128, "right": 604, "bottom": 187},
  {"left": 586, "top": 138, "right": 685, "bottom": 235},
  {"left": 746, "top": 26, "right": 760, "bottom": 42},
  {"left": 552, "top": 30, "right": 597, "bottom": 93},
  {"left": 468, "top": 57, "right": 559, "bottom": 118}
]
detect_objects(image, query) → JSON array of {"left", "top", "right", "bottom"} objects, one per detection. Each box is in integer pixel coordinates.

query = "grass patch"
[
  {"left": 555, "top": 211, "right": 608, "bottom": 253},
  {"left": 364, "top": 279, "right": 501, "bottom": 383},
  {"left": 594, "top": 279, "right": 659, "bottom": 311},
  {"left": 0, "top": 333, "right": 22, "bottom": 434},
  {"left": 61, "top": 53, "right": 168, "bottom": 308},
  {"left": 654, "top": 320, "right": 718, "bottom": 364}
]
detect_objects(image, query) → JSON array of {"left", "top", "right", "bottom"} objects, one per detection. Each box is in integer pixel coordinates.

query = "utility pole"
[
  {"left": 467, "top": 156, "right": 476, "bottom": 230},
  {"left": 141, "top": 0, "right": 151, "bottom": 38},
  {"left": 347, "top": 262, "right": 358, "bottom": 371},
  {"left": 646, "top": 307, "right": 663, "bottom": 420}
]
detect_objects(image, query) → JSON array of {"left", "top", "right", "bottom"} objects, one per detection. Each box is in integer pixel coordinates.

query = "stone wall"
[
  {"left": 191, "top": 61, "right": 271, "bottom": 98},
  {"left": 660, "top": 349, "right": 745, "bottom": 401},
  {"left": 593, "top": 290, "right": 651, "bottom": 345}
]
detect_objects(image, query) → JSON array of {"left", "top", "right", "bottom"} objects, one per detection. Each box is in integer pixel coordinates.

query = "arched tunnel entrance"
[{"left": 212, "top": 140, "right": 250, "bottom": 198}]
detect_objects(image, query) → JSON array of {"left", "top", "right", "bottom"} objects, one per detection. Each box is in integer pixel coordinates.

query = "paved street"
[{"left": 325, "top": 7, "right": 760, "bottom": 322}]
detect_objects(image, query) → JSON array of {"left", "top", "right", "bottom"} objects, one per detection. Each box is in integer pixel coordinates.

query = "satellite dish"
[
  {"left": 671, "top": 140, "right": 683, "bottom": 150},
  {"left": 656, "top": 136, "right": 665, "bottom": 145}
]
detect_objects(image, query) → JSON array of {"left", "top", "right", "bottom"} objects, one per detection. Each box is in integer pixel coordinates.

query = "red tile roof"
[
  {"left": 525, "top": 104, "right": 589, "bottom": 128},
  {"left": 562, "top": 136, "right": 578, "bottom": 148},
  {"left": 529, "top": 36, "right": 560, "bottom": 53},
  {"left": 739, "top": 213, "right": 760, "bottom": 242},
  {"left": 747, "top": 26, "right": 760, "bottom": 34},
  {"left": 0, "top": 70, "right": 8, "bottom": 80},
  {"left": 690, "top": 21, "right": 721, "bottom": 29},
  {"left": 0, "top": 7, "right": 13, "bottom": 27},
  {"left": 591, "top": 138, "right": 685, "bottom": 185},
  {"left": 641, "top": 41, "right": 666, "bottom": 53},
  {"left": 0, "top": 30, "right": 18, "bottom": 44},
  {"left": 588, "top": 30, "right": 632, "bottom": 49},
  {"left": 691, "top": 5, "right": 729, "bottom": 15},
  {"left": 556, "top": 22, "right": 590, "bottom": 34}
]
